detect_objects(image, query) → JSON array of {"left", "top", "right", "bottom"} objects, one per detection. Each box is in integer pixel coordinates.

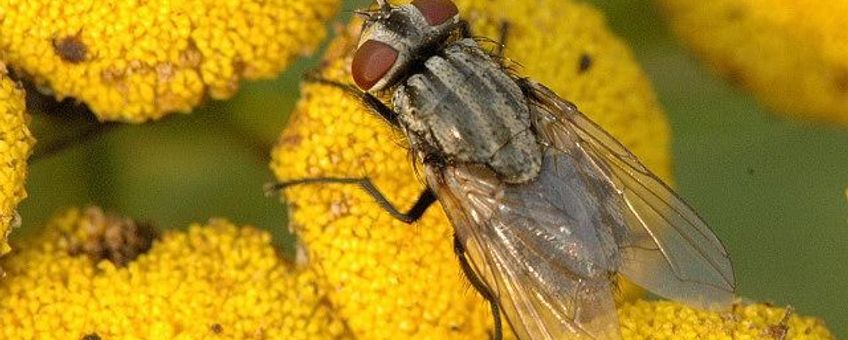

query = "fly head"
[{"left": 352, "top": 0, "right": 461, "bottom": 91}]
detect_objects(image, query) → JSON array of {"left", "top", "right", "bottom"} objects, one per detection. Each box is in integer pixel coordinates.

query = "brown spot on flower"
[
  {"left": 156, "top": 63, "right": 176, "bottom": 82},
  {"left": 725, "top": 6, "right": 746, "bottom": 21},
  {"left": 81, "top": 333, "right": 101, "bottom": 340},
  {"left": 832, "top": 67, "right": 848, "bottom": 95},
  {"left": 329, "top": 199, "right": 350, "bottom": 218},
  {"left": 181, "top": 39, "right": 203, "bottom": 68},
  {"left": 53, "top": 35, "right": 87, "bottom": 63},
  {"left": 578, "top": 53, "right": 593, "bottom": 74},
  {"left": 210, "top": 323, "right": 224, "bottom": 334},
  {"left": 100, "top": 67, "right": 125, "bottom": 84},
  {"left": 62, "top": 206, "right": 159, "bottom": 267},
  {"left": 278, "top": 134, "right": 303, "bottom": 147},
  {"left": 763, "top": 308, "right": 792, "bottom": 340}
]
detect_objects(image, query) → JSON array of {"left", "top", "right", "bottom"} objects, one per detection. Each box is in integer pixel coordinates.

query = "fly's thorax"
[
  {"left": 351, "top": 0, "right": 461, "bottom": 92},
  {"left": 393, "top": 38, "right": 542, "bottom": 184}
]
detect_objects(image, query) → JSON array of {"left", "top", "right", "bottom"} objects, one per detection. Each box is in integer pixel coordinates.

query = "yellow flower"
[
  {"left": 619, "top": 300, "right": 833, "bottom": 339},
  {"left": 0, "top": 209, "right": 834, "bottom": 339},
  {"left": 0, "top": 0, "right": 339, "bottom": 122},
  {"left": 657, "top": 0, "right": 848, "bottom": 125},
  {"left": 0, "top": 207, "right": 350, "bottom": 339},
  {"left": 270, "top": 0, "right": 669, "bottom": 337},
  {"left": 0, "top": 64, "right": 34, "bottom": 258}
]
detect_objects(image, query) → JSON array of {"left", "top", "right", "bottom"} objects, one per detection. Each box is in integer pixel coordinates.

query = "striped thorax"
[{"left": 351, "top": 0, "right": 542, "bottom": 183}]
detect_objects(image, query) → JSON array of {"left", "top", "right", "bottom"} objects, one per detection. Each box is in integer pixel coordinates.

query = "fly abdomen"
[{"left": 393, "top": 38, "right": 542, "bottom": 183}]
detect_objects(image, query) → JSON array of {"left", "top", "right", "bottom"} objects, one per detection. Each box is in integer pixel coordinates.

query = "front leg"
[
  {"left": 303, "top": 71, "right": 403, "bottom": 129},
  {"left": 266, "top": 177, "right": 436, "bottom": 224}
]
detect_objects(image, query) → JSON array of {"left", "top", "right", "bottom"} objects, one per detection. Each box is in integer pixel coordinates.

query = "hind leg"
[{"left": 453, "top": 236, "right": 503, "bottom": 340}]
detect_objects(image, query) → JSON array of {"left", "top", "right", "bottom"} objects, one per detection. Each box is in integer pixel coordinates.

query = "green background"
[{"left": 16, "top": 0, "right": 848, "bottom": 336}]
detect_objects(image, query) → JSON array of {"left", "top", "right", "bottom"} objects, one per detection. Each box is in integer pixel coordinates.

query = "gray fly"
[{"left": 270, "top": 0, "right": 736, "bottom": 338}]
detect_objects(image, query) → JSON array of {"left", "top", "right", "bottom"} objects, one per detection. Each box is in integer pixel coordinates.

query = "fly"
[{"left": 269, "top": 0, "right": 736, "bottom": 338}]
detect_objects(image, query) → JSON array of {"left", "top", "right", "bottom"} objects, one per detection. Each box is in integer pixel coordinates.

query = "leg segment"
[
  {"left": 458, "top": 19, "right": 510, "bottom": 61},
  {"left": 458, "top": 19, "right": 473, "bottom": 38},
  {"left": 453, "top": 236, "right": 503, "bottom": 340},
  {"left": 302, "top": 71, "right": 402, "bottom": 128},
  {"left": 266, "top": 177, "right": 435, "bottom": 224},
  {"left": 495, "top": 21, "right": 510, "bottom": 58}
]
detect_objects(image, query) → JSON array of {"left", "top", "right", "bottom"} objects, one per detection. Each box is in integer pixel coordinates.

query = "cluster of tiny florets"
[
  {"left": 0, "top": 0, "right": 339, "bottom": 122},
  {"left": 619, "top": 300, "right": 833, "bottom": 339},
  {"left": 0, "top": 66, "right": 34, "bottom": 257},
  {"left": 0, "top": 207, "right": 349, "bottom": 339},
  {"left": 658, "top": 0, "right": 848, "bottom": 124}
]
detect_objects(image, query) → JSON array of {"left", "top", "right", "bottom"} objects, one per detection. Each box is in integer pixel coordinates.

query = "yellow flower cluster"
[
  {"left": 657, "top": 0, "right": 848, "bottom": 125},
  {"left": 270, "top": 0, "right": 669, "bottom": 337},
  {"left": 0, "top": 207, "right": 349, "bottom": 339},
  {"left": 0, "top": 207, "right": 835, "bottom": 338},
  {"left": 0, "top": 0, "right": 339, "bottom": 122},
  {"left": 619, "top": 300, "right": 833, "bottom": 339},
  {"left": 0, "top": 65, "right": 34, "bottom": 257}
]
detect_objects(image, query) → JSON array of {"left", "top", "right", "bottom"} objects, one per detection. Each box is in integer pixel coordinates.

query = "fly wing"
[
  {"left": 428, "top": 147, "right": 626, "bottom": 340},
  {"left": 522, "top": 80, "right": 736, "bottom": 309}
]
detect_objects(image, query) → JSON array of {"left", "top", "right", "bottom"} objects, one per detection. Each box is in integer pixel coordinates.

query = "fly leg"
[
  {"left": 287, "top": 73, "right": 433, "bottom": 222},
  {"left": 266, "top": 178, "right": 436, "bottom": 224},
  {"left": 453, "top": 236, "right": 503, "bottom": 340},
  {"left": 302, "top": 71, "right": 403, "bottom": 128},
  {"left": 494, "top": 21, "right": 510, "bottom": 58},
  {"left": 458, "top": 19, "right": 510, "bottom": 61}
]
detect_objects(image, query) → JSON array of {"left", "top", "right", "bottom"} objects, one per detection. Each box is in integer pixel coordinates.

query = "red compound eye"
[
  {"left": 352, "top": 40, "right": 399, "bottom": 90},
  {"left": 412, "top": 0, "right": 458, "bottom": 26}
]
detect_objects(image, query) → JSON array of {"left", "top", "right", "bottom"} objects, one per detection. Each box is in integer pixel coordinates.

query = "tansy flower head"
[
  {"left": 0, "top": 209, "right": 834, "bottom": 338},
  {"left": 619, "top": 300, "right": 833, "bottom": 339},
  {"left": 0, "top": 207, "right": 350, "bottom": 339},
  {"left": 270, "top": 0, "right": 669, "bottom": 337},
  {"left": 0, "top": 0, "right": 339, "bottom": 122},
  {"left": 657, "top": 0, "right": 848, "bottom": 125},
  {"left": 0, "top": 64, "right": 34, "bottom": 258}
]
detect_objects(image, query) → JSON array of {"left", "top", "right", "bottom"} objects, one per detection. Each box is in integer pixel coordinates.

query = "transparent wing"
[
  {"left": 522, "top": 80, "right": 736, "bottom": 309},
  {"left": 428, "top": 147, "right": 625, "bottom": 340}
]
